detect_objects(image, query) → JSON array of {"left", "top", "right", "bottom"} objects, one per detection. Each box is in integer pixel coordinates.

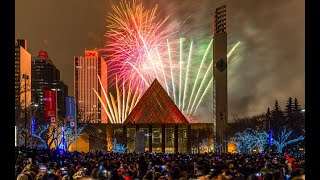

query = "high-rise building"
[
  {"left": 213, "top": 5, "right": 228, "bottom": 153},
  {"left": 15, "top": 39, "right": 32, "bottom": 118},
  {"left": 51, "top": 81, "right": 68, "bottom": 117},
  {"left": 31, "top": 51, "right": 68, "bottom": 121},
  {"left": 74, "top": 49, "right": 108, "bottom": 123}
]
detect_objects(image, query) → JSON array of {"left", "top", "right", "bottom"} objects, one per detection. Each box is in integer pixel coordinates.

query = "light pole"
[
  {"left": 22, "top": 74, "right": 29, "bottom": 146},
  {"left": 268, "top": 116, "right": 270, "bottom": 153}
]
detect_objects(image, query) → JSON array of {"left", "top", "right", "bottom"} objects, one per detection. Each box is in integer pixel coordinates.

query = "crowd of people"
[{"left": 15, "top": 146, "right": 305, "bottom": 180}]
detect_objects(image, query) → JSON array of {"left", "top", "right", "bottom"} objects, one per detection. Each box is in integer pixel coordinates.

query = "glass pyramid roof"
[{"left": 124, "top": 79, "right": 189, "bottom": 124}]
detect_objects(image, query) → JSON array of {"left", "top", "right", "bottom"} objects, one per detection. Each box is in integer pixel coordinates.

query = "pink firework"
[{"left": 101, "top": 0, "right": 176, "bottom": 92}]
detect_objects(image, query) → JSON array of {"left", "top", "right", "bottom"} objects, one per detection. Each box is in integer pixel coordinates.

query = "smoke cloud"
[{"left": 16, "top": 0, "right": 304, "bottom": 122}]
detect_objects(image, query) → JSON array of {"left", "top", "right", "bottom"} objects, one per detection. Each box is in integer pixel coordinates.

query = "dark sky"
[{"left": 16, "top": 0, "right": 305, "bottom": 121}]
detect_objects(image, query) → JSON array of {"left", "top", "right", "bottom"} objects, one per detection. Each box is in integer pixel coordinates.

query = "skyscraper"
[
  {"left": 213, "top": 5, "right": 228, "bottom": 153},
  {"left": 74, "top": 49, "right": 108, "bottom": 123},
  {"left": 15, "top": 39, "right": 32, "bottom": 118},
  {"left": 31, "top": 51, "right": 68, "bottom": 121}
]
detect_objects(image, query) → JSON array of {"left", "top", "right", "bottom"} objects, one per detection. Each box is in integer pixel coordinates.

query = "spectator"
[{"left": 14, "top": 146, "right": 305, "bottom": 180}]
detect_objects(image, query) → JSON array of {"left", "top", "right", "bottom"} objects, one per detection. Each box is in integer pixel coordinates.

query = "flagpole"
[{"left": 74, "top": 96, "right": 78, "bottom": 152}]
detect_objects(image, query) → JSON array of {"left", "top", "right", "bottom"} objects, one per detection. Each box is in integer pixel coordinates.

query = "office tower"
[
  {"left": 31, "top": 51, "right": 68, "bottom": 121},
  {"left": 74, "top": 49, "right": 107, "bottom": 123},
  {"left": 15, "top": 39, "right": 32, "bottom": 118}
]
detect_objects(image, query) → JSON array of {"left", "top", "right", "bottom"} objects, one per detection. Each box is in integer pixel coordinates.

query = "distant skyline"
[{"left": 15, "top": 0, "right": 305, "bottom": 121}]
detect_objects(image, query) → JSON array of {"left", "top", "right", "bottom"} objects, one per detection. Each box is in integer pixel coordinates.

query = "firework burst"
[{"left": 102, "top": 0, "right": 175, "bottom": 91}]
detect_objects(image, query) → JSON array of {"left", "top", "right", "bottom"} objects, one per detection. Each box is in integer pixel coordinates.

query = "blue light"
[
  {"left": 269, "top": 130, "right": 273, "bottom": 144},
  {"left": 285, "top": 174, "right": 291, "bottom": 180},
  {"left": 59, "top": 126, "right": 65, "bottom": 151},
  {"left": 31, "top": 118, "right": 36, "bottom": 136}
]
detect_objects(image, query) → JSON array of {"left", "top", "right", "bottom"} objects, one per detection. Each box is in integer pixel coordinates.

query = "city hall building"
[{"left": 70, "top": 79, "right": 215, "bottom": 153}]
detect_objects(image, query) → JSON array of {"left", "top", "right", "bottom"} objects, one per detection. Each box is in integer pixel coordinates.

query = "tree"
[
  {"left": 31, "top": 124, "right": 50, "bottom": 148},
  {"left": 292, "top": 98, "right": 305, "bottom": 131},
  {"left": 294, "top": 98, "right": 301, "bottom": 111},
  {"left": 30, "top": 118, "right": 86, "bottom": 151},
  {"left": 55, "top": 126, "right": 85, "bottom": 151},
  {"left": 249, "top": 129, "right": 269, "bottom": 153},
  {"left": 272, "top": 129, "right": 304, "bottom": 153},
  {"left": 229, "top": 128, "right": 270, "bottom": 154},
  {"left": 285, "top": 97, "right": 294, "bottom": 114},
  {"left": 266, "top": 107, "right": 271, "bottom": 131},
  {"left": 285, "top": 97, "right": 295, "bottom": 130},
  {"left": 29, "top": 118, "right": 63, "bottom": 149},
  {"left": 271, "top": 100, "right": 286, "bottom": 135},
  {"left": 286, "top": 98, "right": 305, "bottom": 149},
  {"left": 113, "top": 138, "right": 127, "bottom": 153},
  {"left": 198, "top": 128, "right": 214, "bottom": 153},
  {"left": 228, "top": 113, "right": 266, "bottom": 135},
  {"left": 15, "top": 103, "right": 41, "bottom": 147},
  {"left": 189, "top": 128, "right": 214, "bottom": 153},
  {"left": 230, "top": 129, "right": 257, "bottom": 153}
]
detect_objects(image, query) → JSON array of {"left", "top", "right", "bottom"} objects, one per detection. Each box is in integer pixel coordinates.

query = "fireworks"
[
  {"left": 103, "top": 0, "right": 175, "bottom": 91},
  {"left": 100, "top": 0, "right": 242, "bottom": 122},
  {"left": 94, "top": 75, "right": 142, "bottom": 123},
  {"left": 102, "top": 38, "right": 241, "bottom": 121}
]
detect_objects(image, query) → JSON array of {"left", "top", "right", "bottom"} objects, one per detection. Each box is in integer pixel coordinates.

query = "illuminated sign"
[
  {"left": 38, "top": 51, "right": 49, "bottom": 58},
  {"left": 45, "top": 90, "right": 57, "bottom": 125},
  {"left": 85, "top": 50, "right": 98, "bottom": 57},
  {"left": 65, "top": 96, "right": 76, "bottom": 128}
]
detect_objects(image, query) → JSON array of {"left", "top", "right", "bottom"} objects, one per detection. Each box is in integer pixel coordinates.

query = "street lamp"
[{"left": 22, "top": 74, "right": 29, "bottom": 146}]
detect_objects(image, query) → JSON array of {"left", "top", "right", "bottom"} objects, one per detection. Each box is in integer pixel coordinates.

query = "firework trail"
[
  {"left": 186, "top": 39, "right": 213, "bottom": 114},
  {"left": 94, "top": 75, "right": 141, "bottom": 123},
  {"left": 102, "top": 37, "right": 240, "bottom": 122},
  {"left": 182, "top": 40, "right": 193, "bottom": 114}
]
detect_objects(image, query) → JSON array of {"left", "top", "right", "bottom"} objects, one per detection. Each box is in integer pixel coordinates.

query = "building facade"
[
  {"left": 69, "top": 79, "right": 215, "bottom": 153},
  {"left": 74, "top": 50, "right": 108, "bottom": 123},
  {"left": 213, "top": 5, "right": 228, "bottom": 153},
  {"left": 15, "top": 39, "right": 32, "bottom": 118},
  {"left": 31, "top": 51, "right": 68, "bottom": 121}
]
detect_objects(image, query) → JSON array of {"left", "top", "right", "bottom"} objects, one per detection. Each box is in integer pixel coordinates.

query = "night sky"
[{"left": 15, "top": 0, "right": 305, "bottom": 122}]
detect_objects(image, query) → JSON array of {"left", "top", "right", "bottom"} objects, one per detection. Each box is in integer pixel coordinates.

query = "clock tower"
[{"left": 213, "top": 5, "right": 228, "bottom": 153}]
